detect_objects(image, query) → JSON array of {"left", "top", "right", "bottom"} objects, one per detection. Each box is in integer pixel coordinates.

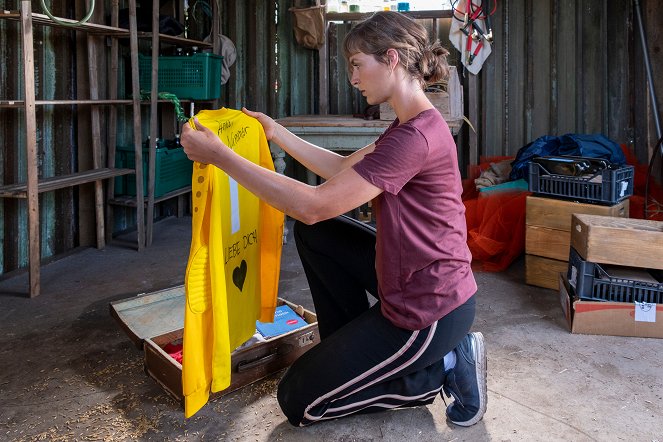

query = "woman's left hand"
[{"left": 181, "top": 118, "right": 229, "bottom": 166}]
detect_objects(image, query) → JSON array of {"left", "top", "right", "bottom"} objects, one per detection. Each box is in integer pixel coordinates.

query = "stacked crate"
[
  {"left": 525, "top": 196, "right": 628, "bottom": 289},
  {"left": 568, "top": 214, "right": 663, "bottom": 302},
  {"left": 558, "top": 215, "right": 663, "bottom": 337},
  {"left": 525, "top": 160, "right": 634, "bottom": 290}
]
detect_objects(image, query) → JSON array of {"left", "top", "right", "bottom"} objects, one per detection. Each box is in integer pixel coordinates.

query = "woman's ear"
[{"left": 386, "top": 48, "right": 399, "bottom": 71}]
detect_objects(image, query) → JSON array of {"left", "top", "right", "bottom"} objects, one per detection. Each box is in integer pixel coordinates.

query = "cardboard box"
[
  {"left": 570, "top": 214, "right": 663, "bottom": 270},
  {"left": 559, "top": 273, "right": 663, "bottom": 339},
  {"left": 110, "top": 286, "right": 319, "bottom": 405},
  {"left": 525, "top": 254, "right": 567, "bottom": 290}
]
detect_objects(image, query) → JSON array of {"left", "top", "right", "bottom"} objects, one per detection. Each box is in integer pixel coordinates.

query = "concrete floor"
[{"left": 1, "top": 216, "right": 662, "bottom": 441}]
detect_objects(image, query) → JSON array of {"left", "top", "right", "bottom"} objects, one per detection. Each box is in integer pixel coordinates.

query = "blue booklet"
[{"left": 256, "top": 304, "right": 308, "bottom": 338}]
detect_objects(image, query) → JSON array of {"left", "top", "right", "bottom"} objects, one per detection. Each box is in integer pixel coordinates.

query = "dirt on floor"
[{"left": 1, "top": 217, "right": 662, "bottom": 441}]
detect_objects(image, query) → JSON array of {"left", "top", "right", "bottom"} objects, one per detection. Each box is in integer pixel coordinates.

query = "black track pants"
[{"left": 278, "top": 216, "right": 475, "bottom": 426}]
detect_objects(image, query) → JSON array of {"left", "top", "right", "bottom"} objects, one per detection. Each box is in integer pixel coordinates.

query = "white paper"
[{"left": 634, "top": 302, "right": 656, "bottom": 323}]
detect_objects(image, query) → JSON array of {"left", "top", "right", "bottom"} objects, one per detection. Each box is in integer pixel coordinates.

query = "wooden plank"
[
  {"left": 0, "top": 168, "right": 135, "bottom": 198},
  {"left": 268, "top": 0, "right": 279, "bottom": 116},
  {"left": 87, "top": 33, "right": 106, "bottom": 249},
  {"left": 525, "top": 225, "right": 571, "bottom": 261},
  {"left": 556, "top": 0, "right": 577, "bottom": 134},
  {"left": 106, "top": 0, "right": 120, "bottom": 245},
  {"left": 606, "top": 0, "right": 631, "bottom": 144},
  {"left": 318, "top": 15, "right": 329, "bottom": 115},
  {"left": 128, "top": 0, "right": 145, "bottom": 251},
  {"left": 247, "top": 0, "right": 258, "bottom": 109},
  {"left": 578, "top": 0, "right": 606, "bottom": 133},
  {"left": 570, "top": 214, "right": 663, "bottom": 269},
  {"left": 109, "top": 186, "right": 192, "bottom": 208},
  {"left": 525, "top": 254, "right": 568, "bottom": 290},
  {"left": 135, "top": 32, "right": 212, "bottom": 49},
  {"left": 507, "top": 0, "right": 526, "bottom": 150},
  {"left": 480, "top": 0, "right": 504, "bottom": 159},
  {"left": 20, "top": 1, "right": 40, "bottom": 297},
  {"left": 326, "top": 10, "right": 453, "bottom": 21},
  {"left": 274, "top": 0, "right": 290, "bottom": 117},
  {"left": 528, "top": 0, "right": 552, "bottom": 140},
  {"left": 525, "top": 195, "right": 629, "bottom": 230},
  {"left": 1, "top": 10, "right": 131, "bottom": 36},
  {"left": 145, "top": 0, "right": 160, "bottom": 247},
  {"left": 468, "top": 71, "right": 479, "bottom": 167},
  {"left": 0, "top": 99, "right": 134, "bottom": 107},
  {"left": 524, "top": 0, "right": 533, "bottom": 142},
  {"left": 549, "top": 0, "right": 559, "bottom": 136}
]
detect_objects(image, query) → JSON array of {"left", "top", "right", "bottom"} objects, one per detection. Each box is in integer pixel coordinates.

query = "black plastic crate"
[
  {"left": 567, "top": 247, "right": 663, "bottom": 303},
  {"left": 528, "top": 161, "right": 634, "bottom": 205}
]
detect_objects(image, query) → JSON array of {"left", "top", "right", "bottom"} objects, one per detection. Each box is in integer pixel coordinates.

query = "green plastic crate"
[
  {"left": 116, "top": 146, "right": 193, "bottom": 198},
  {"left": 138, "top": 53, "right": 223, "bottom": 100}
]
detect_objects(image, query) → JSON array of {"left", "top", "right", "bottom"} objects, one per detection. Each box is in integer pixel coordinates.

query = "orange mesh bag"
[
  {"left": 465, "top": 190, "right": 529, "bottom": 271},
  {"left": 622, "top": 143, "right": 663, "bottom": 221},
  {"left": 463, "top": 156, "right": 529, "bottom": 271}
]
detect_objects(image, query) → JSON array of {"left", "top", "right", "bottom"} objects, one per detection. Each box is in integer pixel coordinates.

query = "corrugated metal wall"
[
  {"left": 218, "top": 0, "right": 321, "bottom": 118},
  {"left": 478, "top": 0, "right": 635, "bottom": 158},
  {"left": 1, "top": 0, "right": 661, "bottom": 276}
]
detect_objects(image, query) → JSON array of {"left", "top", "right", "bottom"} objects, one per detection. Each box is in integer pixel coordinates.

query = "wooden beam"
[
  {"left": 145, "top": 0, "right": 161, "bottom": 247},
  {"left": 20, "top": 1, "right": 40, "bottom": 297},
  {"left": 87, "top": 30, "right": 106, "bottom": 249},
  {"left": 128, "top": 0, "right": 145, "bottom": 251}
]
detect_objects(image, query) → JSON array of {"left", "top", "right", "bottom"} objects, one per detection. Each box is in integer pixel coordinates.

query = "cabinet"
[{"left": 0, "top": 1, "right": 219, "bottom": 296}]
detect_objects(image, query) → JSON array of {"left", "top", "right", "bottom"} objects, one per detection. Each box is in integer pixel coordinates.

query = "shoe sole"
[{"left": 449, "top": 331, "right": 487, "bottom": 427}]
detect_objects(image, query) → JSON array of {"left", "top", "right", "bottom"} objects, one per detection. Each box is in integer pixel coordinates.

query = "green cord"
[
  {"left": 140, "top": 90, "right": 190, "bottom": 122},
  {"left": 40, "top": 0, "right": 95, "bottom": 27}
]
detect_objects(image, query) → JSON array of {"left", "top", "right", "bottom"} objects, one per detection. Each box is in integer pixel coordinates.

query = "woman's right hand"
[{"left": 242, "top": 107, "right": 279, "bottom": 141}]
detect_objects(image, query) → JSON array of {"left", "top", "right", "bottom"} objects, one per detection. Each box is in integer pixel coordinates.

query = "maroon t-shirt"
[{"left": 352, "top": 108, "right": 477, "bottom": 330}]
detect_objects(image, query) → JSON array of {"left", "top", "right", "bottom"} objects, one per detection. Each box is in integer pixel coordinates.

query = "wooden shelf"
[
  {"left": 1, "top": 10, "right": 131, "bottom": 36},
  {"left": 0, "top": 11, "right": 210, "bottom": 48},
  {"left": 1, "top": 99, "right": 132, "bottom": 107},
  {"left": 326, "top": 10, "right": 453, "bottom": 22},
  {"left": 135, "top": 32, "right": 212, "bottom": 49},
  {"left": 0, "top": 168, "right": 135, "bottom": 198},
  {"left": 109, "top": 186, "right": 191, "bottom": 208},
  {"left": 0, "top": 99, "right": 202, "bottom": 108}
]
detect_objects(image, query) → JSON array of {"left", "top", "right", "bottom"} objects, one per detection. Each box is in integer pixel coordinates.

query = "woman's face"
[{"left": 348, "top": 52, "right": 392, "bottom": 105}]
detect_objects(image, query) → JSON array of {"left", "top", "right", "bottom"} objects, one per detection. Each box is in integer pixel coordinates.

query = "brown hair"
[{"left": 343, "top": 11, "right": 449, "bottom": 88}]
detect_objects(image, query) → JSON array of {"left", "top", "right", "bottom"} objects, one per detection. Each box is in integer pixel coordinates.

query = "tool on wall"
[{"left": 449, "top": 0, "right": 496, "bottom": 75}]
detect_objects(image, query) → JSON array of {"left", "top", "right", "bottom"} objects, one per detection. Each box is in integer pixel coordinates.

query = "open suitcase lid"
[{"left": 109, "top": 285, "right": 185, "bottom": 349}]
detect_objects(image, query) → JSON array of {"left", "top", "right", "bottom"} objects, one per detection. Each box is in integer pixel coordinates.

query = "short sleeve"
[{"left": 353, "top": 124, "right": 429, "bottom": 195}]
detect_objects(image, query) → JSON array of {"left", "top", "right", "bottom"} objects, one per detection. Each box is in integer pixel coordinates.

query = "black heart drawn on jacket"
[{"left": 232, "top": 260, "right": 247, "bottom": 291}]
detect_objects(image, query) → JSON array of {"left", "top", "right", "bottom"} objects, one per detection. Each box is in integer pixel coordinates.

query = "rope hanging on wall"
[{"left": 40, "top": 0, "right": 95, "bottom": 27}]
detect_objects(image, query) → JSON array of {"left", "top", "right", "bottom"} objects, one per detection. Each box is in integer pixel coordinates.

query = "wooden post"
[
  {"left": 106, "top": 0, "right": 120, "bottom": 245},
  {"left": 145, "top": 0, "right": 160, "bottom": 247},
  {"left": 20, "top": 1, "right": 40, "bottom": 297},
  {"left": 128, "top": 0, "right": 145, "bottom": 251},
  {"left": 87, "top": 27, "right": 106, "bottom": 249}
]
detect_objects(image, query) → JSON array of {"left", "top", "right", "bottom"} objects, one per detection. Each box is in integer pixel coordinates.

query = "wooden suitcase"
[{"left": 110, "top": 285, "right": 319, "bottom": 404}]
